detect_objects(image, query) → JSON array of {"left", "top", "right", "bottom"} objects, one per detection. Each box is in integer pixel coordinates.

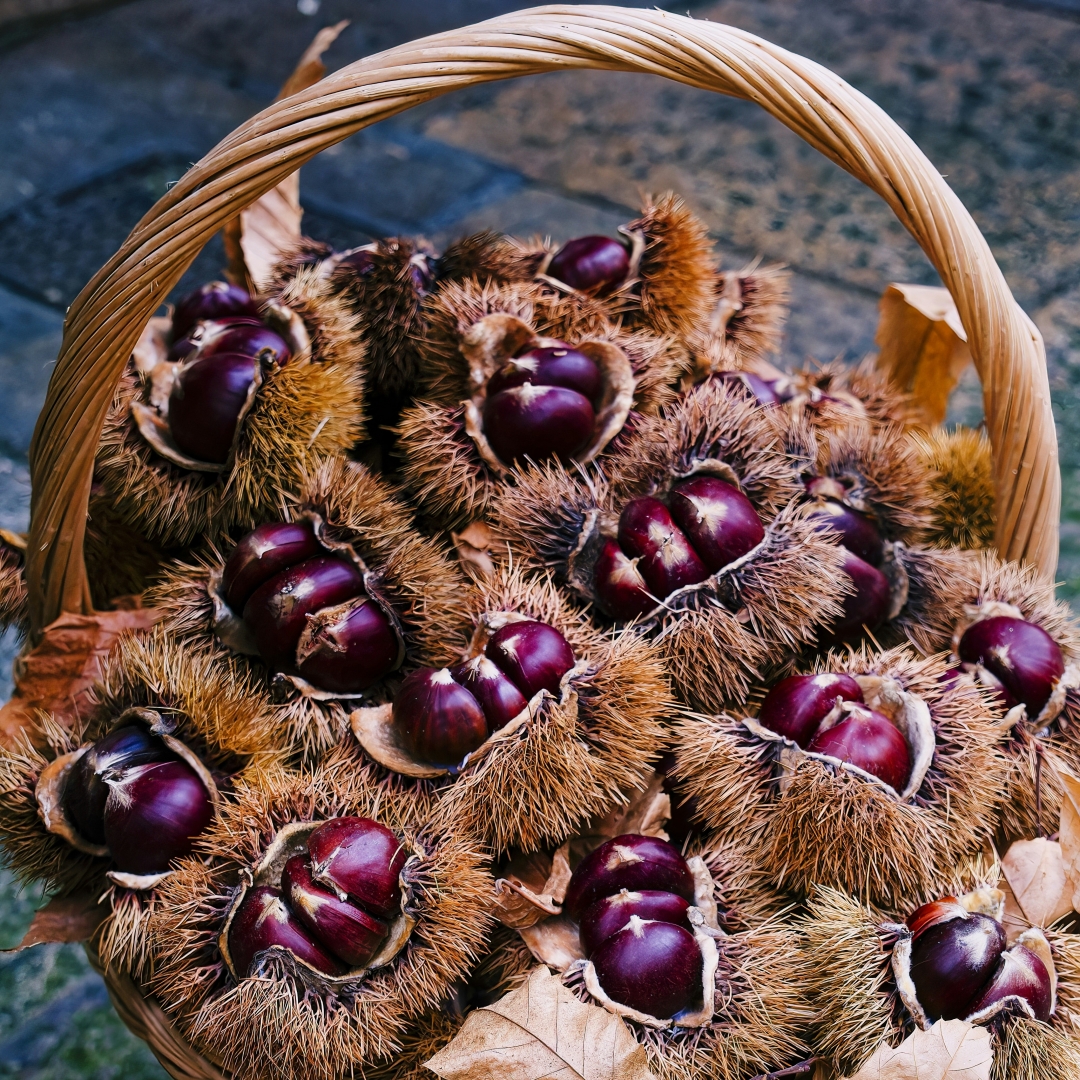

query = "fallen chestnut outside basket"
[{"left": 0, "top": 6, "right": 1071, "bottom": 1080}]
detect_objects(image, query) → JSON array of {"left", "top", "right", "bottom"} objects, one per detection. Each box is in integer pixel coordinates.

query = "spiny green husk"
[
  {"left": 912, "top": 426, "right": 997, "bottom": 550},
  {"left": 94, "top": 268, "right": 366, "bottom": 547},
  {"left": 143, "top": 750, "right": 494, "bottom": 1080},
  {"left": 674, "top": 645, "right": 1007, "bottom": 908}
]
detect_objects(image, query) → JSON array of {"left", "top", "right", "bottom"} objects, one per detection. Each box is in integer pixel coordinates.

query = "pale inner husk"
[
  {"left": 459, "top": 313, "right": 637, "bottom": 474},
  {"left": 744, "top": 673, "right": 936, "bottom": 802},
  {"left": 34, "top": 707, "right": 221, "bottom": 891},
  {"left": 217, "top": 820, "right": 419, "bottom": 986}
]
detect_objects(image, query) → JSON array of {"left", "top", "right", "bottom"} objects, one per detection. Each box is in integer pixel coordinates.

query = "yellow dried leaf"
[
  {"left": 425, "top": 966, "right": 655, "bottom": 1080},
  {"left": 1058, "top": 768, "right": 1080, "bottom": 913},
  {"left": 1000, "top": 837, "right": 1073, "bottom": 929},
  {"left": 845, "top": 1019, "right": 992, "bottom": 1080},
  {"left": 875, "top": 283, "right": 971, "bottom": 426}
]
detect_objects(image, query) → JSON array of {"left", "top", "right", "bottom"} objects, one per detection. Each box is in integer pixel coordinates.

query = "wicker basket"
[{"left": 12, "top": 6, "right": 1062, "bottom": 1076}]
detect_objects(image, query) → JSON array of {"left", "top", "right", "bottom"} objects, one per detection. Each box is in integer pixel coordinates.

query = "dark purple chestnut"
[
  {"left": 806, "top": 706, "right": 911, "bottom": 791},
  {"left": 228, "top": 885, "right": 345, "bottom": 978},
  {"left": 102, "top": 759, "right": 214, "bottom": 874},
  {"left": 63, "top": 725, "right": 171, "bottom": 845},
  {"left": 307, "top": 816, "right": 406, "bottom": 921},
  {"left": 546, "top": 236, "right": 630, "bottom": 297},
  {"left": 483, "top": 384, "right": 595, "bottom": 464},
  {"left": 242, "top": 556, "right": 365, "bottom": 668},
  {"left": 757, "top": 673, "right": 864, "bottom": 749},
  {"left": 958, "top": 616, "right": 1065, "bottom": 716},
  {"left": 487, "top": 347, "right": 602, "bottom": 405},
  {"left": 824, "top": 550, "right": 891, "bottom": 644},
  {"left": 167, "top": 316, "right": 264, "bottom": 364},
  {"left": 338, "top": 248, "right": 377, "bottom": 276},
  {"left": 617, "top": 498, "right": 709, "bottom": 599},
  {"left": 806, "top": 498, "right": 884, "bottom": 568},
  {"left": 449, "top": 655, "right": 528, "bottom": 733},
  {"left": 393, "top": 667, "right": 489, "bottom": 768},
  {"left": 281, "top": 855, "right": 389, "bottom": 968},
  {"left": 485, "top": 621, "right": 576, "bottom": 698},
  {"left": 564, "top": 834, "right": 696, "bottom": 921},
  {"left": 711, "top": 370, "right": 782, "bottom": 407},
  {"left": 591, "top": 918, "right": 703, "bottom": 1018},
  {"left": 221, "top": 520, "right": 322, "bottom": 613},
  {"left": 907, "top": 909, "right": 1007, "bottom": 1021},
  {"left": 668, "top": 477, "right": 765, "bottom": 574},
  {"left": 592, "top": 540, "right": 656, "bottom": 621},
  {"left": 295, "top": 598, "right": 398, "bottom": 694},
  {"left": 168, "top": 352, "right": 258, "bottom": 464},
  {"left": 966, "top": 944, "right": 1052, "bottom": 1022},
  {"left": 579, "top": 889, "right": 692, "bottom": 957},
  {"left": 196, "top": 323, "right": 292, "bottom": 368},
  {"left": 172, "top": 282, "right": 259, "bottom": 342}
]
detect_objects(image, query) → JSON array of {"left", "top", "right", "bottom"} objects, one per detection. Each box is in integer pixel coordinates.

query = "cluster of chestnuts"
[{"left": 228, "top": 816, "right": 406, "bottom": 977}]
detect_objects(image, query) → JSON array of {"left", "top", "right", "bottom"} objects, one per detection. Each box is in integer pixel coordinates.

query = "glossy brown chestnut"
[
  {"left": 806, "top": 498, "right": 884, "bottom": 567},
  {"left": 546, "top": 236, "right": 630, "bottom": 296},
  {"left": 806, "top": 706, "right": 912, "bottom": 791},
  {"left": 579, "top": 889, "right": 692, "bottom": 957},
  {"left": 295, "top": 597, "right": 398, "bottom": 694},
  {"left": 966, "top": 944, "right": 1052, "bottom": 1022},
  {"left": 63, "top": 725, "right": 171, "bottom": 845},
  {"left": 196, "top": 322, "right": 292, "bottom": 368},
  {"left": 102, "top": 759, "right": 214, "bottom": 874},
  {"left": 617, "top": 498, "right": 709, "bottom": 599},
  {"left": 221, "top": 520, "right": 322, "bottom": 612},
  {"left": 483, "top": 383, "right": 595, "bottom": 464},
  {"left": 394, "top": 668, "right": 489, "bottom": 767},
  {"left": 908, "top": 911, "right": 1007, "bottom": 1021},
  {"left": 242, "top": 556, "right": 365, "bottom": 668},
  {"left": 824, "top": 550, "right": 891, "bottom": 644},
  {"left": 757, "top": 673, "right": 865, "bottom": 749},
  {"left": 591, "top": 917, "right": 703, "bottom": 1019},
  {"left": 592, "top": 539, "right": 656, "bottom": 621},
  {"left": 564, "top": 834, "right": 696, "bottom": 921},
  {"left": 228, "top": 885, "right": 346, "bottom": 978},
  {"left": 486, "top": 347, "right": 602, "bottom": 405},
  {"left": 449, "top": 655, "right": 528, "bottom": 732},
  {"left": 711, "top": 370, "right": 782, "bottom": 407},
  {"left": 668, "top": 476, "right": 765, "bottom": 574},
  {"left": 172, "top": 282, "right": 259, "bottom": 342},
  {"left": 307, "top": 816, "right": 406, "bottom": 921},
  {"left": 958, "top": 616, "right": 1065, "bottom": 716},
  {"left": 485, "top": 620, "right": 576, "bottom": 698},
  {"left": 168, "top": 352, "right": 258, "bottom": 464},
  {"left": 281, "top": 855, "right": 389, "bottom": 968}
]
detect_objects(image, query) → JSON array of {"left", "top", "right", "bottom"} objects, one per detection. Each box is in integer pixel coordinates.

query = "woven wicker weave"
[{"left": 20, "top": 6, "right": 1061, "bottom": 1074}]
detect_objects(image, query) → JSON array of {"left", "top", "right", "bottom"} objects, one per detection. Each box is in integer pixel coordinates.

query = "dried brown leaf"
[
  {"left": 3, "top": 891, "right": 109, "bottom": 952},
  {"left": 451, "top": 521, "right": 497, "bottom": 581},
  {"left": 1001, "top": 837, "right": 1073, "bottom": 929},
  {"left": 844, "top": 1019, "right": 992, "bottom": 1080},
  {"left": 493, "top": 843, "right": 572, "bottom": 929},
  {"left": 1059, "top": 768, "right": 1080, "bottom": 913},
  {"left": 425, "top": 965, "right": 655, "bottom": 1080}
]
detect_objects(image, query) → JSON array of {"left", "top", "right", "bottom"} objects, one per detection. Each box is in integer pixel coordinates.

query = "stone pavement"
[{"left": 1, "top": 0, "right": 1079, "bottom": 1074}]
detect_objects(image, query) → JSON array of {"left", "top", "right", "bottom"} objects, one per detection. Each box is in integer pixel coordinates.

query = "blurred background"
[{"left": 1, "top": 0, "right": 1079, "bottom": 1074}]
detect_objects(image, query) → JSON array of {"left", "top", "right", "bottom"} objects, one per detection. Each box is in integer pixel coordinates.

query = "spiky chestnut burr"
[
  {"left": 546, "top": 236, "right": 631, "bottom": 296},
  {"left": 711, "top": 369, "right": 785, "bottom": 406},
  {"left": 172, "top": 281, "right": 259, "bottom": 341},
  {"left": 806, "top": 706, "right": 912, "bottom": 793},
  {"left": 307, "top": 816, "right": 406, "bottom": 922},
  {"left": 579, "top": 889, "right": 692, "bottom": 957},
  {"left": 758, "top": 673, "right": 865, "bottom": 749}
]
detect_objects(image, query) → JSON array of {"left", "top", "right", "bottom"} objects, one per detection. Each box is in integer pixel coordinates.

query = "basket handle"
[{"left": 26, "top": 4, "right": 1059, "bottom": 636}]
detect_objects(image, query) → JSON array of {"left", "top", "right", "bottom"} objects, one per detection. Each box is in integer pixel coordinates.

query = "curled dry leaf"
[
  {"left": 2, "top": 891, "right": 109, "bottom": 953},
  {"left": 1059, "top": 768, "right": 1080, "bottom": 914},
  {"left": 844, "top": 1019, "right": 992, "bottom": 1080},
  {"left": 451, "top": 521, "right": 498, "bottom": 581},
  {"left": 1000, "top": 837, "right": 1072, "bottom": 932},
  {"left": 425, "top": 965, "right": 656, "bottom": 1080}
]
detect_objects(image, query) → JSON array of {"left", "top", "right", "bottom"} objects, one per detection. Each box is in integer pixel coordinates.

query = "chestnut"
[
  {"left": 546, "top": 236, "right": 630, "bottom": 296},
  {"left": 592, "top": 540, "right": 656, "bottom": 621},
  {"left": 168, "top": 352, "right": 258, "bottom": 464},
  {"left": 806, "top": 706, "right": 911, "bottom": 792},
  {"left": 295, "top": 598, "right": 398, "bottom": 694},
  {"left": 564, "top": 834, "right": 696, "bottom": 921},
  {"left": 711, "top": 370, "right": 782, "bottom": 407},
  {"left": 307, "top": 816, "right": 406, "bottom": 921},
  {"left": 908, "top": 910, "right": 1007, "bottom": 1021},
  {"left": 485, "top": 621, "right": 576, "bottom": 698},
  {"left": 578, "top": 889, "right": 692, "bottom": 957},
  {"left": 487, "top": 346, "right": 602, "bottom": 405},
  {"left": 281, "top": 855, "right": 389, "bottom": 968},
  {"left": 228, "top": 885, "right": 346, "bottom": 978},
  {"left": 806, "top": 498, "right": 884, "bottom": 568},
  {"left": 242, "top": 556, "right": 365, "bottom": 668},
  {"left": 957, "top": 616, "right": 1065, "bottom": 716},
  {"left": 966, "top": 944, "right": 1052, "bottom": 1022},
  {"left": 591, "top": 917, "right": 703, "bottom": 1019},
  {"left": 63, "top": 725, "right": 171, "bottom": 845},
  {"left": 221, "top": 520, "right": 322, "bottom": 613},
  {"left": 757, "top": 673, "right": 864, "bottom": 749},
  {"left": 171, "top": 281, "right": 259, "bottom": 342},
  {"left": 824, "top": 550, "right": 891, "bottom": 644},
  {"left": 617, "top": 498, "right": 709, "bottom": 599},
  {"left": 102, "top": 759, "right": 214, "bottom": 875},
  {"left": 449, "top": 655, "right": 528, "bottom": 732},
  {"left": 667, "top": 476, "right": 765, "bottom": 574},
  {"left": 196, "top": 322, "right": 292, "bottom": 368},
  {"left": 394, "top": 668, "right": 489, "bottom": 767},
  {"left": 483, "top": 383, "right": 595, "bottom": 464}
]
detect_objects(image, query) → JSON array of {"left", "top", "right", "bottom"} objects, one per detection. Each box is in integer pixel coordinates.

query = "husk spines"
[
  {"left": 83, "top": 492, "right": 174, "bottom": 610},
  {"left": 0, "top": 531, "right": 27, "bottom": 634},
  {"left": 435, "top": 230, "right": 532, "bottom": 286},
  {"left": 912, "top": 426, "right": 997, "bottom": 550},
  {"left": 719, "top": 262, "right": 790, "bottom": 364}
]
